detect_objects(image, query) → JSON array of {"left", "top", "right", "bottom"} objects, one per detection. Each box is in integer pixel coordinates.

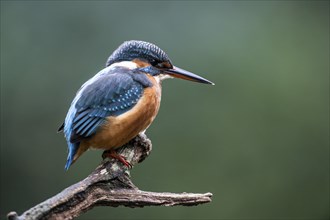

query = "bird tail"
[{"left": 65, "top": 142, "right": 79, "bottom": 170}]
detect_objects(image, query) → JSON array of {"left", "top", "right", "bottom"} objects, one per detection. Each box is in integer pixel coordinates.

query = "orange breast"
[{"left": 73, "top": 75, "right": 161, "bottom": 162}]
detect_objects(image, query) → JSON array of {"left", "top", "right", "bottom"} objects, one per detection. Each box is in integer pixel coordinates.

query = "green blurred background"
[{"left": 1, "top": 1, "right": 329, "bottom": 219}]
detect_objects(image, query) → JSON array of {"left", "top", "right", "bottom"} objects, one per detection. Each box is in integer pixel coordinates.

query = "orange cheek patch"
[{"left": 132, "top": 59, "right": 151, "bottom": 68}]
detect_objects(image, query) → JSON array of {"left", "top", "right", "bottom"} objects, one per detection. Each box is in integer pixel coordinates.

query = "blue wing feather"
[
  {"left": 75, "top": 117, "right": 95, "bottom": 134},
  {"left": 70, "top": 68, "right": 152, "bottom": 142},
  {"left": 79, "top": 117, "right": 101, "bottom": 136},
  {"left": 62, "top": 66, "right": 152, "bottom": 169},
  {"left": 72, "top": 109, "right": 89, "bottom": 123},
  {"left": 85, "top": 119, "right": 104, "bottom": 137},
  {"left": 70, "top": 83, "right": 145, "bottom": 142}
]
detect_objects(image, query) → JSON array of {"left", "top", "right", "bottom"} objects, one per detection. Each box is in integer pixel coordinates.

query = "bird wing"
[{"left": 65, "top": 68, "right": 152, "bottom": 143}]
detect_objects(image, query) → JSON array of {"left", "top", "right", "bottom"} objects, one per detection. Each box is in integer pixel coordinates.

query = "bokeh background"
[{"left": 1, "top": 1, "right": 329, "bottom": 219}]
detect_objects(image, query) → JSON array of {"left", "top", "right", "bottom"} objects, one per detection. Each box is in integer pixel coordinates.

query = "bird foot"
[{"left": 102, "top": 150, "right": 132, "bottom": 169}]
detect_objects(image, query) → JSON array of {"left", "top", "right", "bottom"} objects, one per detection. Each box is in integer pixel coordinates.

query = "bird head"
[{"left": 106, "top": 40, "right": 214, "bottom": 85}]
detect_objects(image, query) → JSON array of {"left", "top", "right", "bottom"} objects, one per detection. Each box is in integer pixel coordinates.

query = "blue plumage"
[
  {"left": 62, "top": 66, "right": 152, "bottom": 170},
  {"left": 59, "top": 40, "right": 214, "bottom": 171}
]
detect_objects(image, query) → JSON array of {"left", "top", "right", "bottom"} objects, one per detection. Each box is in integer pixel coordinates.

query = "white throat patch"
[{"left": 154, "top": 74, "right": 173, "bottom": 83}]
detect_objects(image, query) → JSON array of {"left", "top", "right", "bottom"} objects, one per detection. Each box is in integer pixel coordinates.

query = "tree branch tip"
[
  {"left": 204, "top": 192, "right": 213, "bottom": 197},
  {"left": 7, "top": 212, "right": 19, "bottom": 220}
]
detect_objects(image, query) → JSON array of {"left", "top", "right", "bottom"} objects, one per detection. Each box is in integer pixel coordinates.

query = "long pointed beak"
[{"left": 164, "top": 66, "right": 215, "bottom": 85}]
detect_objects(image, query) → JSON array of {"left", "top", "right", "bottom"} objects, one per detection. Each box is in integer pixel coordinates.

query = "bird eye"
[{"left": 155, "top": 63, "right": 164, "bottom": 68}]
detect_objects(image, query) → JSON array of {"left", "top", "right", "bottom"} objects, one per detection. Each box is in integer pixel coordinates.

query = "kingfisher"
[{"left": 58, "top": 40, "right": 214, "bottom": 170}]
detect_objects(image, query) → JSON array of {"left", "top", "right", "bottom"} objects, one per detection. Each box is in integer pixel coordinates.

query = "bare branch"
[{"left": 7, "top": 134, "right": 212, "bottom": 220}]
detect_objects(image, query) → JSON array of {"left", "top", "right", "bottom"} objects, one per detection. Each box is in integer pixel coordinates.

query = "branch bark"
[{"left": 7, "top": 134, "right": 212, "bottom": 220}]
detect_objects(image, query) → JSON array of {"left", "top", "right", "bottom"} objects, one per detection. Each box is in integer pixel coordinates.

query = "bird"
[{"left": 58, "top": 40, "right": 214, "bottom": 170}]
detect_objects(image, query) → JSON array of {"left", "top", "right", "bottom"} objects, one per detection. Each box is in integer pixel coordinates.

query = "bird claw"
[{"left": 102, "top": 150, "right": 132, "bottom": 169}]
